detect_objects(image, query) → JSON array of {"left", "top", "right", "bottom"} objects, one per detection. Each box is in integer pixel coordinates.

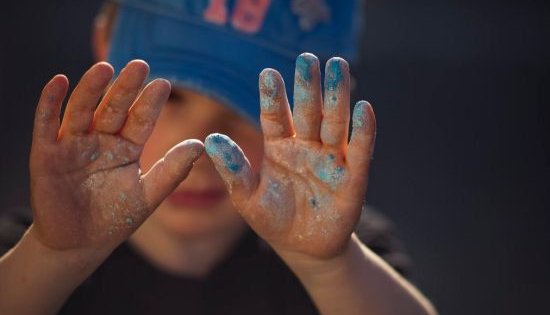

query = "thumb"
[
  {"left": 141, "top": 139, "right": 204, "bottom": 210},
  {"left": 204, "top": 133, "right": 256, "bottom": 208}
]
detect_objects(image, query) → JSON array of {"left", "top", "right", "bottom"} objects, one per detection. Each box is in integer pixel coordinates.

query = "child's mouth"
[{"left": 167, "top": 189, "right": 227, "bottom": 208}]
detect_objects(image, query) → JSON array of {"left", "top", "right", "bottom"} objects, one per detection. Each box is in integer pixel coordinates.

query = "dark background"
[{"left": 1, "top": 0, "right": 549, "bottom": 314}]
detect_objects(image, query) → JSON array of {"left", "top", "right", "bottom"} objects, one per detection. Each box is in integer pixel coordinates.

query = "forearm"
[
  {"left": 0, "top": 225, "right": 110, "bottom": 315},
  {"left": 279, "top": 234, "right": 437, "bottom": 315}
]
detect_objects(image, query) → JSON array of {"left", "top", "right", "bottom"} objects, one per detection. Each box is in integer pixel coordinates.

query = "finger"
[
  {"left": 33, "top": 75, "right": 69, "bottom": 145},
  {"left": 320, "top": 57, "right": 350, "bottom": 149},
  {"left": 205, "top": 133, "right": 257, "bottom": 207},
  {"left": 93, "top": 60, "right": 149, "bottom": 133},
  {"left": 120, "top": 79, "right": 171, "bottom": 145},
  {"left": 293, "top": 53, "right": 322, "bottom": 141},
  {"left": 346, "top": 101, "right": 376, "bottom": 197},
  {"left": 59, "top": 62, "right": 114, "bottom": 136},
  {"left": 259, "top": 69, "right": 295, "bottom": 140},
  {"left": 141, "top": 139, "right": 204, "bottom": 209}
]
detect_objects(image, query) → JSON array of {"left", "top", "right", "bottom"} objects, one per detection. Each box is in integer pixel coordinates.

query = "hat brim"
[{"left": 108, "top": 3, "right": 297, "bottom": 125}]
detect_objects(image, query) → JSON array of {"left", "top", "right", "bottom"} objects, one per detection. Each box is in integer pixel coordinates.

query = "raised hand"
[
  {"left": 30, "top": 60, "right": 204, "bottom": 252},
  {"left": 205, "top": 53, "right": 376, "bottom": 259}
]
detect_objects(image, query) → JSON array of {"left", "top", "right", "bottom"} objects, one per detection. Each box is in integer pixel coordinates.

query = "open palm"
[
  {"left": 30, "top": 61, "right": 203, "bottom": 251},
  {"left": 205, "top": 54, "right": 376, "bottom": 259}
]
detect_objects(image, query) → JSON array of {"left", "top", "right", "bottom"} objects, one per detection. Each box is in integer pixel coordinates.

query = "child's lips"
[{"left": 167, "top": 189, "right": 227, "bottom": 208}]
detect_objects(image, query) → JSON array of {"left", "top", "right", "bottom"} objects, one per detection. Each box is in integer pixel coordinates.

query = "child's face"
[{"left": 139, "top": 86, "right": 264, "bottom": 236}]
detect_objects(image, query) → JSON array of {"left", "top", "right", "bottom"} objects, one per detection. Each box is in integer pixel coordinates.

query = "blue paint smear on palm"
[{"left": 315, "top": 153, "right": 345, "bottom": 189}]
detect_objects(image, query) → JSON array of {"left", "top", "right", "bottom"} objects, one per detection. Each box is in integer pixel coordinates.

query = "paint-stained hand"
[
  {"left": 30, "top": 60, "right": 204, "bottom": 252},
  {"left": 205, "top": 53, "right": 376, "bottom": 259}
]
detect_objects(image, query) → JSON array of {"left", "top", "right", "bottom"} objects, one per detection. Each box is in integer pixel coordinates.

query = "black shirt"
[{"left": 0, "top": 206, "right": 410, "bottom": 315}]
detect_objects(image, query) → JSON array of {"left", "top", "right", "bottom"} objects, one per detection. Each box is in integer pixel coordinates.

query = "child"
[{"left": 0, "top": 0, "right": 436, "bottom": 314}]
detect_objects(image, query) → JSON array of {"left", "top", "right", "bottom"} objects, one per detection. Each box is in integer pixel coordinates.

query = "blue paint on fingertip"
[
  {"left": 353, "top": 101, "right": 369, "bottom": 128},
  {"left": 296, "top": 54, "right": 314, "bottom": 82},
  {"left": 261, "top": 69, "right": 278, "bottom": 93},
  {"left": 326, "top": 58, "right": 345, "bottom": 92},
  {"left": 260, "top": 69, "right": 280, "bottom": 110},
  {"left": 295, "top": 54, "right": 320, "bottom": 105},
  {"left": 205, "top": 133, "right": 244, "bottom": 174},
  {"left": 211, "top": 134, "right": 223, "bottom": 144}
]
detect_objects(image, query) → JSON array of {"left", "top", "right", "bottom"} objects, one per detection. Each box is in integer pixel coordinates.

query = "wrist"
[
  {"left": 0, "top": 226, "right": 112, "bottom": 315},
  {"left": 274, "top": 234, "right": 361, "bottom": 281},
  {"left": 25, "top": 225, "right": 112, "bottom": 276}
]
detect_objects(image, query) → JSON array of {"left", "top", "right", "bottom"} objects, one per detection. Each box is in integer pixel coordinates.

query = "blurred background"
[{"left": 1, "top": 0, "right": 548, "bottom": 314}]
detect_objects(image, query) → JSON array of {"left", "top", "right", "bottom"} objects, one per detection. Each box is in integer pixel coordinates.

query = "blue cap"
[{"left": 109, "top": 0, "right": 361, "bottom": 123}]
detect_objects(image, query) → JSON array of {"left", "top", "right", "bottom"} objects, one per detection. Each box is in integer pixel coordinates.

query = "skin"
[{"left": 0, "top": 55, "right": 437, "bottom": 315}]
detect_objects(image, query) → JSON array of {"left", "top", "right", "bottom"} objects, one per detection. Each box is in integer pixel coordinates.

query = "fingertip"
[
  {"left": 204, "top": 133, "right": 234, "bottom": 153},
  {"left": 174, "top": 139, "right": 205, "bottom": 159},
  {"left": 259, "top": 68, "right": 288, "bottom": 113},
  {"left": 51, "top": 74, "right": 69, "bottom": 85},
  {"left": 44, "top": 74, "right": 69, "bottom": 97},
  {"left": 260, "top": 67, "right": 281, "bottom": 78},
  {"left": 204, "top": 133, "right": 246, "bottom": 174},
  {"left": 349, "top": 101, "right": 376, "bottom": 162},
  {"left": 296, "top": 53, "right": 320, "bottom": 73},
  {"left": 352, "top": 101, "right": 376, "bottom": 130},
  {"left": 181, "top": 138, "right": 205, "bottom": 148},
  {"left": 326, "top": 57, "right": 349, "bottom": 69},
  {"left": 39, "top": 75, "right": 68, "bottom": 109},
  {"left": 297, "top": 52, "right": 319, "bottom": 62},
  {"left": 127, "top": 59, "right": 149, "bottom": 69},
  {"left": 295, "top": 53, "right": 321, "bottom": 90},
  {"left": 259, "top": 68, "right": 283, "bottom": 89},
  {"left": 88, "top": 62, "right": 115, "bottom": 87},
  {"left": 325, "top": 57, "right": 350, "bottom": 92},
  {"left": 122, "top": 59, "right": 150, "bottom": 78},
  {"left": 204, "top": 133, "right": 255, "bottom": 201},
  {"left": 94, "top": 61, "right": 115, "bottom": 74},
  {"left": 139, "top": 78, "right": 171, "bottom": 101},
  {"left": 148, "top": 78, "right": 172, "bottom": 101},
  {"left": 154, "top": 78, "right": 172, "bottom": 90},
  {"left": 354, "top": 100, "right": 367, "bottom": 110},
  {"left": 161, "top": 139, "right": 205, "bottom": 173}
]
